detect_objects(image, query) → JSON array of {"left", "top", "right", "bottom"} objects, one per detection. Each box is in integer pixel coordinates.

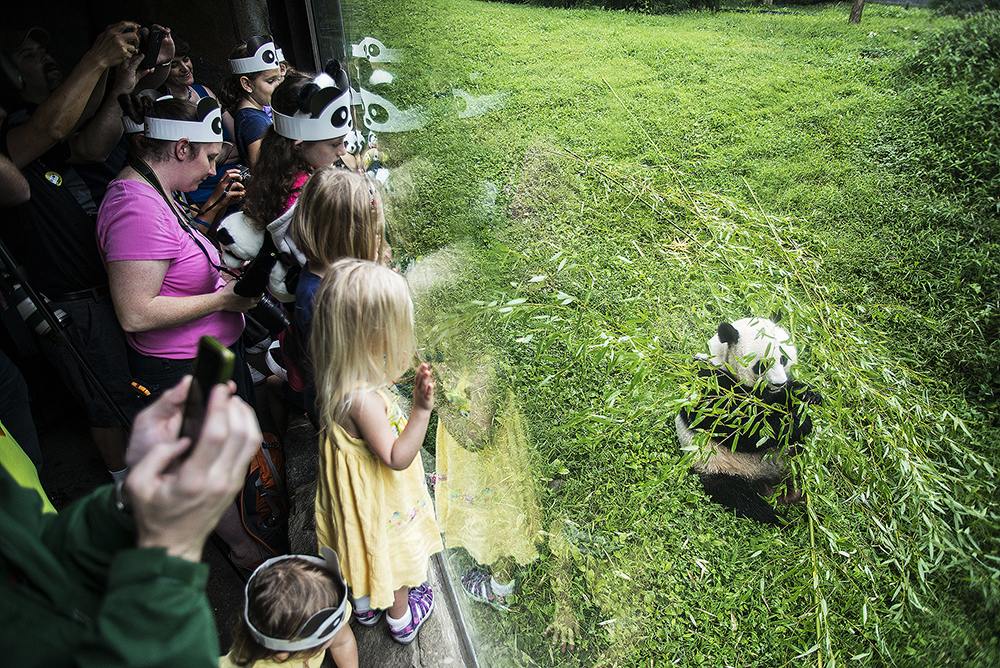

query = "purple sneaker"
[
  {"left": 461, "top": 566, "right": 513, "bottom": 611},
  {"left": 389, "top": 585, "right": 435, "bottom": 645},
  {"left": 352, "top": 606, "right": 383, "bottom": 627}
]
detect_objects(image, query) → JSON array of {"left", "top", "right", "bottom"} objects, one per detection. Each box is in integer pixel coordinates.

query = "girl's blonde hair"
[
  {"left": 228, "top": 558, "right": 341, "bottom": 666},
  {"left": 311, "top": 258, "right": 415, "bottom": 432},
  {"left": 292, "top": 167, "right": 385, "bottom": 266}
]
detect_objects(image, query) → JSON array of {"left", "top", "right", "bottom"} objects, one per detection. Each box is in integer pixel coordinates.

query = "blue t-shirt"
[
  {"left": 233, "top": 107, "right": 272, "bottom": 165},
  {"left": 294, "top": 268, "right": 322, "bottom": 415},
  {"left": 188, "top": 84, "right": 234, "bottom": 205}
]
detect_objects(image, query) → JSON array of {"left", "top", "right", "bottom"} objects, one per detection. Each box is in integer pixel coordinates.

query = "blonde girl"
[
  {"left": 271, "top": 168, "right": 385, "bottom": 427},
  {"left": 222, "top": 550, "right": 357, "bottom": 667},
  {"left": 311, "top": 258, "right": 442, "bottom": 645}
]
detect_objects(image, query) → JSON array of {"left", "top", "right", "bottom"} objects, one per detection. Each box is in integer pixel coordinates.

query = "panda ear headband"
[
  {"left": 272, "top": 61, "right": 353, "bottom": 142},
  {"left": 145, "top": 96, "right": 224, "bottom": 143},
  {"left": 230, "top": 35, "right": 279, "bottom": 74},
  {"left": 244, "top": 547, "right": 349, "bottom": 652}
]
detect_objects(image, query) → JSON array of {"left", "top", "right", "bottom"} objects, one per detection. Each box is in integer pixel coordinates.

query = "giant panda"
[{"left": 675, "top": 316, "right": 823, "bottom": 525}]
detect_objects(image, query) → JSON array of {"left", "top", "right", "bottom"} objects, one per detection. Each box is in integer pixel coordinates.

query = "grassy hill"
[{"left": 353, "top": 2, "right": 999, "bottom": 665}]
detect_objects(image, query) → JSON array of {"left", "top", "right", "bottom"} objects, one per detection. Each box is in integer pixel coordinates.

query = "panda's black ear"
[
  {"left": 718, "top": 322, "right": 739, "bottom": 345},
  {"left": 770, "top": 310, "right": 784, "bottom": 324}
]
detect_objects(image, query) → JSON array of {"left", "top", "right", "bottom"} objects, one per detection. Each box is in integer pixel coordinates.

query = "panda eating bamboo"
[{"left": 675, "top": 316, "right": 823, "bottom": 526}]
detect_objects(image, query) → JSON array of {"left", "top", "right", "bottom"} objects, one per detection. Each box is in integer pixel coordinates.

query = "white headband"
[
  {"left": 122, "top": 117, "right": 144, "bottom": 134},
  {"left": 244, "top": 548, "right": 349, "bottom": 652},
  {"left": 144, "top": 97, "right": 223, "bottom": 143},
  {"left": 272, "top": 71, "right": 353, "bottom": 141},
  {"left": 230, "top": 36, "right": 279, "bottom": 74}
]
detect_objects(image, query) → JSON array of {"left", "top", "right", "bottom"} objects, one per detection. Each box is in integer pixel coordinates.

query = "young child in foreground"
[
  {"left": 222, "top": 549, "right": 358, "bottom": 667},
  {"left": 311, "top": 258, "right": 443, "bottom": 645}
]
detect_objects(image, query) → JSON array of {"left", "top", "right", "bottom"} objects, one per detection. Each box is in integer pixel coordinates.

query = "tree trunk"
[{"left": 849, "top": 0, "right": 865, "bottom": 23}]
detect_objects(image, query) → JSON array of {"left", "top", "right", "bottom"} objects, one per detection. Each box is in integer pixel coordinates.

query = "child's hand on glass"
[{"left": 413, "top": 362, "right": 434, "bottom": 412}]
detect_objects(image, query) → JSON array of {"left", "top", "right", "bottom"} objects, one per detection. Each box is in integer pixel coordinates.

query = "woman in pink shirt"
[
  {"left": 97, "top": 94, "right": 266, "bottom": 571},
  {"left": 97, "top": 95, "right": 258, "bottom": 403}
]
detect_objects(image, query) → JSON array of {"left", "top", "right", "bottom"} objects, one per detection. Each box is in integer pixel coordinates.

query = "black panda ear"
[
  {"left": 770, "top": 310, "right": 784, "bottom": 324},
  {"left": 718, "top": 322, "right": 739, "bottom": 345}
]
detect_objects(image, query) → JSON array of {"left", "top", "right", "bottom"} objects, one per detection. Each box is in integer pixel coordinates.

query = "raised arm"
[
  {"left": 0, "top": 153, "right": 29, "bottom": 206},
  {"left": 350, "top": 363, "right": 435, "bottom": 471},
  {"left": 5, "top": 21, "right": 139, "bottom": 168},
  {"left": 69, "top": 53, "right": 145, "bottom": 163},
  {"left": 133, "top": 26, "right": 175, "bottom": 93}
]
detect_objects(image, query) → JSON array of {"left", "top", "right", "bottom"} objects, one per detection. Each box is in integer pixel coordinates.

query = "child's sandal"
[{"left": 389, "top": 584, "right": 434, "bottom": 645}]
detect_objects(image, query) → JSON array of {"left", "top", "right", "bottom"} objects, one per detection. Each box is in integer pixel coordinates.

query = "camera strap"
[{"left": 126, "top": 154, "right": 237, "bottom": 280}]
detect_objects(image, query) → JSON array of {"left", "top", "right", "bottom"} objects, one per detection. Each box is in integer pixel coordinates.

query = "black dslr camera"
[{"left": 233, "top": 240, "right": 289, "bottom": 337}]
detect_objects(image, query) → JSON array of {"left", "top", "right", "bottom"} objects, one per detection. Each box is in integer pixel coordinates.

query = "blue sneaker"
[{"left": 389, "top": 584, "right": 434, "bottom": 645}]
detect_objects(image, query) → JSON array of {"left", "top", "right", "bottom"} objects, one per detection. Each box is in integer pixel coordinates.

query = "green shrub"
[
  {"left": 928, "top": 0, "right": 1000, "bottom": 17},
  {"left": 869, "top": 11, "right": 1000, "bottom": 407},
  {"left": 900, "top": 10, "right": 1000, "bottom": 210}
]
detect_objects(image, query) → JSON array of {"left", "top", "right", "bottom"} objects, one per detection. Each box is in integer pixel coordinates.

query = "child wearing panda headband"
[
  {"left": 221, "top": 548, "right": 358, "bottom": 667},
  {"left": 219, "top": 35, "right": 283, "bottom": 167},
  {"left": 240, "top": 62, "right": 355, "bottom": 235},
  {"left": 272, "top": 62, "right": 354, "bottom": 143}
]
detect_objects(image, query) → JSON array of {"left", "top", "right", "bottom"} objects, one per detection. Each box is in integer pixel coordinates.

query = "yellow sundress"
[{"left": 314, "top": 388, "right": 443, "bottom": 610}]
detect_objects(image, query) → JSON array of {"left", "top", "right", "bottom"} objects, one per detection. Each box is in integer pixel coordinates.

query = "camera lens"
[
  {"left": 248, "top": 294, "right": 289, "bottom": 337},
  {"left": 11, "top": 283, "right": 71, "bottom": 338}
]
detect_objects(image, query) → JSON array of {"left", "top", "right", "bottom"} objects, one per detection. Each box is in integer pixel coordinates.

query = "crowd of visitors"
[{"left": 0, "top": 17, "right": 454, "bottom": 668}]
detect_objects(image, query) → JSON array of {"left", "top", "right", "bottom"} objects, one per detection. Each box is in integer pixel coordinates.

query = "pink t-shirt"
[
  {"left": 287, "top": 172, "right": 309, "bottom": 210},
  {"left": 96, "top": 179, "right": 243, "bottom": 359}
]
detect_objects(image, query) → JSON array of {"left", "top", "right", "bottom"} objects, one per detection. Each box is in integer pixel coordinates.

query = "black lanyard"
[{"left": 125, "top": 154, "right": 237, "bottom": 279}]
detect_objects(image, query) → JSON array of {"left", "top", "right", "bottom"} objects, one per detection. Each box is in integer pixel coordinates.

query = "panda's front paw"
[
  {"left": 804, "top": 389, "right": 824, "bottom": 406},
  {"left": 793, "top": 384, "right": 823, "bottom": 406}
]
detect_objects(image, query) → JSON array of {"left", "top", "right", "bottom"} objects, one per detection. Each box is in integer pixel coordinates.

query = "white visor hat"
[
  {"left": 272, "top": 63, "right": 353, "bottom": 142},
  {"left": 230, "top": 35, "right": 279, "bottom": 74},
  {"left": 145, "top": 97, "right": 223, "bottom": 143},
  {"left": 244, "top": 547, "right": 349, "bottom": 653}
]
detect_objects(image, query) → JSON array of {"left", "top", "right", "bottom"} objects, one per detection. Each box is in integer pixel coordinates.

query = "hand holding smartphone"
[
  {"left": 138, "top": 27, "right": 165, "bottom": 70},
  {"left": 179, "top": 336, "right": 235, "bottom": 444}
]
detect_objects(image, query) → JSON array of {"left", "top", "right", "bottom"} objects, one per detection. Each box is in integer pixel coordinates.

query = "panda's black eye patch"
[{"left": 780, "top": 355, "right": 788, "bottom": 366}]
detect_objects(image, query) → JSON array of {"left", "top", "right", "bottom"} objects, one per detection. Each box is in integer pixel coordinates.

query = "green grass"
[{"left": 350, "top": 1, "right": 999, "bottom": 665}]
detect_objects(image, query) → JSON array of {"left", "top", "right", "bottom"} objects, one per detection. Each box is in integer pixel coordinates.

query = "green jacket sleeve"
[
  {"left": 0, "top": 468, "right": 220, "bottom": 667},
  {"left": 76, "top": 547, "right": 219, "bottom": 668}
]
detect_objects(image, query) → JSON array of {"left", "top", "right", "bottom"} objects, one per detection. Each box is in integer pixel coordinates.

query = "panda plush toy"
[
  {"left": 215, "top": 206, "right": 306, "bottom": 303},
  {"left": 342, "top": 129, "right": 365, "bottom": 156},
  {"left": 675, "top": 316, "right": 823, "bottom": 525}
]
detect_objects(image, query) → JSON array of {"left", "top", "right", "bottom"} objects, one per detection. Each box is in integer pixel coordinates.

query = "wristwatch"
[{"left": 113, "top": 479, "right": 132, "bottom": 514}]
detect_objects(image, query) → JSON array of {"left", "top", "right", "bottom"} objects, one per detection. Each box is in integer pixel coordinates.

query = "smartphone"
[
  {"left": 138, "top": 28, "right": 164, "bottom": 71},
  {"left": 178, "top": 336, "right": 235, "bottom": 444}
]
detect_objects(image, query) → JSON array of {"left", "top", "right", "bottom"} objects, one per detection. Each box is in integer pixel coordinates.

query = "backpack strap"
[{"left": 259, "top": 443, "right": 287, "bottom": 500}]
